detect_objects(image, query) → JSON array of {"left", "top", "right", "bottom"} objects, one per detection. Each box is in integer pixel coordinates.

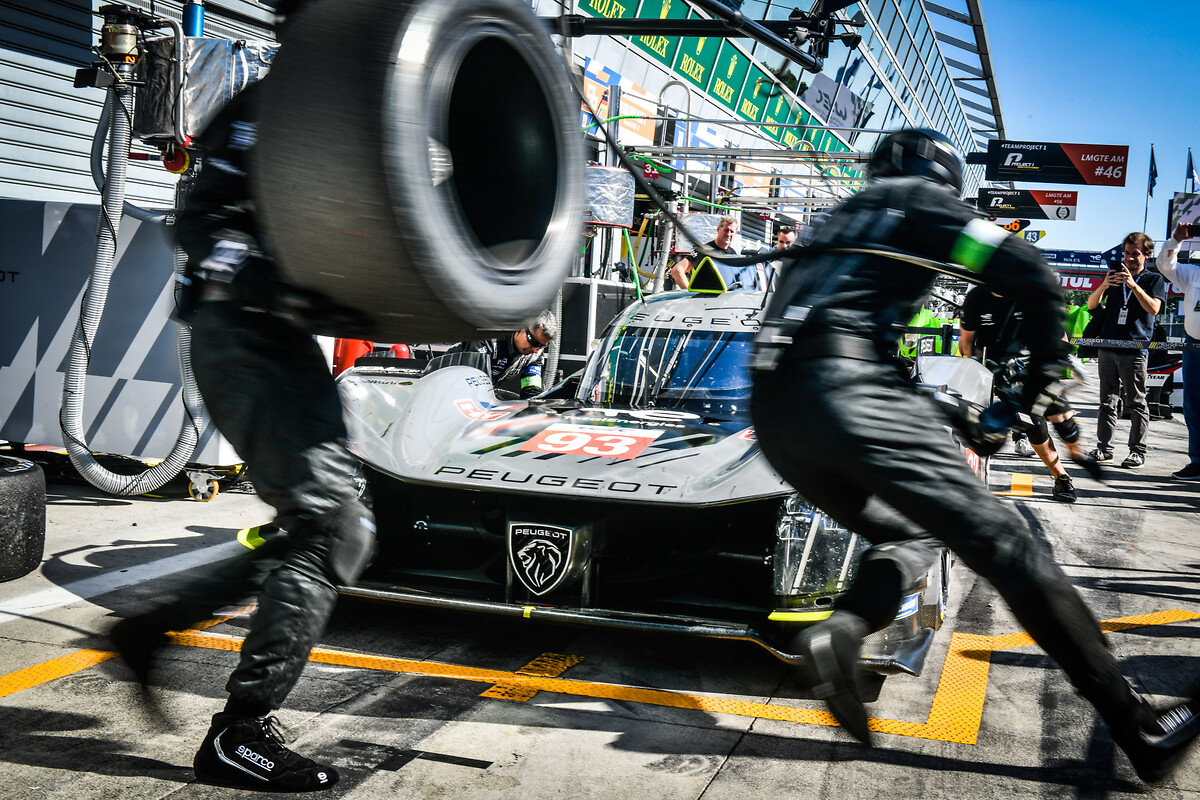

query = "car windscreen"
[{"left": 576, "top": 326, "right": 754, "bottom": 419}]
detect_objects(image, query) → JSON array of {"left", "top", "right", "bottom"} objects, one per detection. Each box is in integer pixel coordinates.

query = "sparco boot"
[
  {"left": 790, "top": 610, "right": 873, "bottom": 745},
  {"left": 193, "top": 713, "right": 338, "bottom": 791},
  {"left": 1111, "top": 693, "right": 1200, "bottom": 783}
]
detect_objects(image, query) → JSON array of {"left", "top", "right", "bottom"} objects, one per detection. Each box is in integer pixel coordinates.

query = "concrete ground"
[{"left": 1, "top": 363, "right": 1198, "bottom": 800}]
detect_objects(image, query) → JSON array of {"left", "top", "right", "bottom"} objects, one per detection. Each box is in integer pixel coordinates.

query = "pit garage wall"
[
  {"left": 0, "top": 199, "right": 234, "bottom": 463},
  {"left": 0, "top": 1, "right": 269, "bottom": 464},
  {"left": 0, "top": 0, "right": 274, "bottom": 207}
]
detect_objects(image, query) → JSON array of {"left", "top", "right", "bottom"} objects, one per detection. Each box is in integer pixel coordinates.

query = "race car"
[{"left": 337, "top": 289, "right": 993, "bottom": 676}]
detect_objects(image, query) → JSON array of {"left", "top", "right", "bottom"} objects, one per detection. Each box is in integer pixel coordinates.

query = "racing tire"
[
  {"left": 0, "top": 456, "right": 46, "bottom": 582},
  {"left": 253, "top": 0, "right": 585, "bottom": 342}
]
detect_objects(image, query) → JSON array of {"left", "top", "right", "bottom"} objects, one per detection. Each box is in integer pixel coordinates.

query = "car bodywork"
[{"left": 339, "top": 290, "right": 992, "bottom": 675}]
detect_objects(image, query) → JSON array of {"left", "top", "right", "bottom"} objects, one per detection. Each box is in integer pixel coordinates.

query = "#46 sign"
[{"left": 985, "top": 141, "right": 1128, "bottom": 186}]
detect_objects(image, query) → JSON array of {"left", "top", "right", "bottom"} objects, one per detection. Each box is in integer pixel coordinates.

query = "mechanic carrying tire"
[
  {"left": 750, "top": 127, "right": 1200, "bottom": 782},
  {"left": 107, "top": 0, "right": 584, "bottom": 792},
  {"left": 0, "top": 455, "right": 46, "bottom": 582}
]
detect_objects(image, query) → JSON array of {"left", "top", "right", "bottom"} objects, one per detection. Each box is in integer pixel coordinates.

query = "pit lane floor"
[{"left": 2, "top": 367, "right": 1198, "bottom": 799}]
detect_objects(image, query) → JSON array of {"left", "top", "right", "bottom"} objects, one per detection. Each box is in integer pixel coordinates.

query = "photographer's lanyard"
[{"left": 1117, "top": 280, "right": 1133, "bottom": 326}]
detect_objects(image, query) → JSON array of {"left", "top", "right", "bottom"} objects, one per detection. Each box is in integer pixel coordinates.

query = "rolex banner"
[
  {"left": 985, "top": 141, "right": 1129, "bottom": 186},
  {"left": 978, "top": 189, "right": 1077, "bottom": 220}
]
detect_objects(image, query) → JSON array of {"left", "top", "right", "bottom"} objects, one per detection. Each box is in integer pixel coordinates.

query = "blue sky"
[{"left": 981, "top": 0, "right": 1200, "bottom": 253}]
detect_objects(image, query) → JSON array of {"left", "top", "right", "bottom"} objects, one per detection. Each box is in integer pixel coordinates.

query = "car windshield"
[{"left": 576, "top": 327, "right": 755, "bottom": 419}]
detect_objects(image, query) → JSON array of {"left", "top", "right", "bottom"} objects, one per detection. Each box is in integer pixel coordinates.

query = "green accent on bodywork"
[
  {"left": 471, "top": 438, "right": 524, "bottom": 455},
  {"left": 687, "top": 257, "right": 728, "bottom": 294},
  {"left": 623, "top": 227, "right": 644, "bottom": 302}
]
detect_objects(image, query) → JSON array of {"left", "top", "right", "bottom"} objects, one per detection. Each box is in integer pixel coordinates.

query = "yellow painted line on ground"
[
  {"left": 170, "top": 609, "right": 1200, "bottom": 744},
  {"left": 5, "top": 610, "right": 1198, "bottom": 746},
  {"left": 0, "top": 649, "right": 117, "bottom": 699},
  {"left": 481, "top": 652, "right": 586, "bottom": 701},
  {"left": 0, "top": 608, "right": 249, "bottom": 700},
  {"left": 994, "top": 472, "right": 1035, "bottom": 497}
]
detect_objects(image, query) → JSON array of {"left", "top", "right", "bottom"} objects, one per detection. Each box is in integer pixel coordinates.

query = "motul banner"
[
  {"left": 985, "top": 141, "right": 1129, "bottom": 186},
  {"left": 1056, "top": 272, "right": 1105, "bottom": 292},
  {"left": 978, "top": 189, "right": 1077, "bottom": 220},
  {"left": 1055, "top": 268, "right": 1185, "bottom": 297}
]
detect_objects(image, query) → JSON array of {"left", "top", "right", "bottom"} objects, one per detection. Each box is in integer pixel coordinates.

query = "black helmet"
[{"left": 866, "top": 128, "right": 966, "bottom": 193}]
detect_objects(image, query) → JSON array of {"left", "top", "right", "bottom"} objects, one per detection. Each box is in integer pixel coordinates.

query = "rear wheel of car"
[{"left": 0, "top": 456, "right": 46, "bottom": 582}]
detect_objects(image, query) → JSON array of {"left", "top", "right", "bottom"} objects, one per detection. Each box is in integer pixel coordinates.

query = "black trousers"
[
  {"left": 751, "top": 354, "right": 1135, "bottom": 724},
  {"left": 140, "top": 301, "right": 374, "bottom": 710}
]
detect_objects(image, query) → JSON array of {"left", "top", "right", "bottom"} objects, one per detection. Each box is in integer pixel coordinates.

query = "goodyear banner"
[
  {"left": 978, "top": 189, "right": 1077, "bottom": 220},
  {"left": 985, "top": 141, "right": 1129, "bottom": 186}
]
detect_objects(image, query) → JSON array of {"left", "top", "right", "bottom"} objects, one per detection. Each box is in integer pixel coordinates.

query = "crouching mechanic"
[
  {"left": 750, "top": 128, "right": 1199, "bottom": 781},
  {"left": 447, "top": 310, "right": 558, "bottom": 398},
  {"left": 958, "top": 285, "right": 1096, "bottom": 502},
  {"left": 108, "top": 0, "right": 373, "bottom": 791}
]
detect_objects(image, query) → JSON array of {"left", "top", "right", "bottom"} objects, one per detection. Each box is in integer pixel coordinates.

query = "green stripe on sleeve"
[{"left": 950, "top": 219, "right": 1011, "bottom": 273}]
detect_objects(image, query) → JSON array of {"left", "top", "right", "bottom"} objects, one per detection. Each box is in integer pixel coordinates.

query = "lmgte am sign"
[
  {"left": 985, "top": 141, "right": 1129, "bottom": 186},
  {"left": 978, "top": 189, "right": 1077, "bottom": 220}
]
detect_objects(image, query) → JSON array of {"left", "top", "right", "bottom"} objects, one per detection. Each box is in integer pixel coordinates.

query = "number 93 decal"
[{"left": 518, "top": 424, "right": 664, "bottom": 460}]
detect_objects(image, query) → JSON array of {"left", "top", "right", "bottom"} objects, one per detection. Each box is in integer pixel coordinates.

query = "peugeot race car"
[{"left": 338, "top": 290, "right": 992, "bottom": 675}]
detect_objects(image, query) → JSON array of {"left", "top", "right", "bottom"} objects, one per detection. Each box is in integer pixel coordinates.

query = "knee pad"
[
  {"left": 1026, "top": 417, "right": 1049, "bottom": 446},
  {"left": 1053, "top": 416, "right": 1080, "bottom": 444},
  {"left": 326, "top": 499, "right": 376, "bottom": 586}
]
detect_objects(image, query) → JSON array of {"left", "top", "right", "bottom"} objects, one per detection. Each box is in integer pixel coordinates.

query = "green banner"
[
  {"left": 709, "top": 42, "right": 750, "bottom": 112},
  {"left": 578, "top": 0, "right": 640, "bottom": 19},
  {"left": 779, "top": 107, "right": 807, "bottom": 150},
  {"left": 736, "top": 65, "right": 773, "bottom": 124},
  {"left": 673, "top": 26, "right": 723, "bottom": 92},
  {"left": 759, "top": 93, "right": 793, "bottom": 143},
  {"left": 633, "top": 0, "right": 688, "bottom": 67}
]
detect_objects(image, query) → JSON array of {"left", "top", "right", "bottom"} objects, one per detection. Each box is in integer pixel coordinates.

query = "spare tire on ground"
[
  {"left": 253, "top": 0, "right": 585, "bottom": 343},
  {"left": 0, "top": 455, "right": 46, "bottom": 582}
]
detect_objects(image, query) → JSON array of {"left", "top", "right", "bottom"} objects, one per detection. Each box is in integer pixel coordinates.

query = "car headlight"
[{"left": 773, "top": 495, "right": 865, "bottom": 597}]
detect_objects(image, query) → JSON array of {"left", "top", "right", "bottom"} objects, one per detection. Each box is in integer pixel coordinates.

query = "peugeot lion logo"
[{"left": 509, "top": 523, "right": 574, "bottom": 596}]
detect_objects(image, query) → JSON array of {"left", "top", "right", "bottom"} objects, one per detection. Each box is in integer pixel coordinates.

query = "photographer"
[{"left": 1086, "top": 232, "right": 1166, "bottom": 468}]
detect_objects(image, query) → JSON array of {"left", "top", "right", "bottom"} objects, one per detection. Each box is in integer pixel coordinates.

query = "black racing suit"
[
  {"left": 137, "top": 78, "right": 374, "bottom": 713},
  {"left": 446, "top": 335, "right": 546, "bottom": 398},
  {"left": 750, "top": 176, "right": 1138, "bottom": 728},
  {"left": 959, "top": 285, "right": 1068, "bottom": 447}
]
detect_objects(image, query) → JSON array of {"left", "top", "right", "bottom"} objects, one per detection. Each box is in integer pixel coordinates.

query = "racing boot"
[
  {"left": 1109, "top": 692, "right": 1200, "bottom": 783},
  {"left": 193, "top": 712, "right": 339, "bottom": 791},
  {"left": 790, "top": 610, "right": 873, "bottom": 745}
]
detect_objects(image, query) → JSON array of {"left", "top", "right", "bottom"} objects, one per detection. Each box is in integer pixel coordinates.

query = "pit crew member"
[{"left": 751, "top": 127, "right": 1199, "bottom": 782}]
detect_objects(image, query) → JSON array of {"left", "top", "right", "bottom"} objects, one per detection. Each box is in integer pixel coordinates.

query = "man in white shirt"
[{"left": 1155, "top": 222, "right": 1200, "bottom": 480}]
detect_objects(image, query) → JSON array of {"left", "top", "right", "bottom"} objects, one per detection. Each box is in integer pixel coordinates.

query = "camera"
[{"left": 1183, "top": 222, "right": 1200, "bottom": 238}]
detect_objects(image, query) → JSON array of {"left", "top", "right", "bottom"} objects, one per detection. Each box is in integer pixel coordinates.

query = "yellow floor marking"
[
  {"left": 480, "top": 652, "right": 586, "bottom": 701},
  {"left": 0, "top": 608, "right": 249, "bottom": 700},
  {"left": 995, "top": 473, "right": 1035, "bottom": 497},
  {"left": 4, "top": 610, "right": 1197, "bottom": 746},
  {"left": 0, "top": 649, "right": 117, "bottom": 699}
]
